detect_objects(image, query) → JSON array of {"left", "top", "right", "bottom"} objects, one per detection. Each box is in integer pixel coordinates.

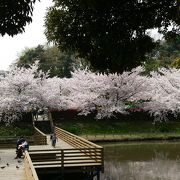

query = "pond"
[{"left": 99, "top": 141, "right": 180, "bottom": 180}]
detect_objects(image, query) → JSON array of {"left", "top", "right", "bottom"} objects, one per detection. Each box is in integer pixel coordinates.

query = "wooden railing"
[
  {"left": 26, "top": 126, "right": 103, "bottom": 176},
  {"left": 24, "top": 151, "right": 39, "bottom": 180},
  {"left": 54, "top": 127, "right": 102, "bottom": 149},
  {"left": 54, "top": 127, "right": 104, "bottom": 171},
  {"left": 33, "top": 127, "right": 47, "bottom": 145},
  {"left": 29, "top": 148, "right": 103, "bottom": 171}
]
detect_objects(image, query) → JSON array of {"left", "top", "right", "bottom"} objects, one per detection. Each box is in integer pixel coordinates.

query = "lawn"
[
  {"left": 0, "top": 123, "right": 34, "bottom": 138},
  {"left": 54, "top": 118, "right": 180, "bottom": 141}
]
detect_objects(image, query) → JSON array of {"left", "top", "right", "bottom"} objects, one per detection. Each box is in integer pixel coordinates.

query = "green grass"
[
  {"left": 1, "top": 117, "right": 180, "bottom": 142},
  {"left": 0, "top": 124, "right": 34, "bottom": 138},
  {"left": 55, "top": 119, "right": 180, "bottom": 137}
]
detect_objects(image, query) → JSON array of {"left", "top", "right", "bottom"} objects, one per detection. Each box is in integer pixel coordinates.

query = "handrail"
[
  {"left": 33, "top": 127, "right": 47, "bottom": 145},
  {"left": 34, "top": 126, "right": 46, "bottom": 136},
  {"left": 54, "top": 126, "right": 102, "bottom": 148},
  {"left": 54, "top": 126, "right": 104, "bottom": 171},
  {"left": 29, "top": 148, "right": 103, "bottom": 170},
  {"left": 26, "top": 126, "right": 103, "bottom": 175},
  {"left": 24, "top": 150, "right": 39, "bottom": 180}
]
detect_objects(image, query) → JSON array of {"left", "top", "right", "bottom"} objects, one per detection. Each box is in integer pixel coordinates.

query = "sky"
[
  {"left": 0, "top": 1, "right": 162, "bottom": 71},
  {"left": 0, "top": 1, "right": 53, "bottom": 70}
]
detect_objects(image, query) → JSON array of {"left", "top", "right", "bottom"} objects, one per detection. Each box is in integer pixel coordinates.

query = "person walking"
[{"left": 51, "top": 133, "right": 58, "bottom": 148}]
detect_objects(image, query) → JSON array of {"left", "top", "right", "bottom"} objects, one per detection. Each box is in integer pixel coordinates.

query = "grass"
[
  {"left": 0, "top": 123, "right": 34, "bottom": 138},
  {"left": 54, "top": 118, "right": 180, "bottom": 141},
  {"left": 55, "top": 119, "right": 180, "bottom": 134},
  {"left": 1, "top": 115, "right": 180, "bottom": 141}
]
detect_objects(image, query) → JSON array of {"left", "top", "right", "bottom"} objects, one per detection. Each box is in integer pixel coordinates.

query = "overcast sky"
[{"left": 0, "top": 1, "right": 53, "bottom": 70}]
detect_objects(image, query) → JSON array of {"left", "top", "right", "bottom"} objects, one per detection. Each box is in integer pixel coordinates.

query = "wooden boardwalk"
[
  {"left": 0, "top": 136, "right": 76, "bottom": 180},
  {"left": 0, "top": 149, "right": 26, "bottom": 180},
  {"left": 31, "top": 135, "right": 73, "bottom": 150},
  {"left": 0, "top": 127, "right": 103, "bottom": 180}
]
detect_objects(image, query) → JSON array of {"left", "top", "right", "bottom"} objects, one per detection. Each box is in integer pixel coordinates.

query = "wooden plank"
[
  {"left": 34, "top": 163, "right": 101, "bottom": 169},
  {"left": 29, "top": 148, "right": 102, "bottom": 152},
  {"left": 24, "top": 151, "right": 39, "bottom": 180},
  {"left": 33, "top": 159, "right": 100, "bottom": 165},
  {"left": 29, "top": 151, "right": 60, "bottom": 154},
  {"left": 0, "top": 149, "right": 27, "bottom": 180},
  {"left": 33, "top": 161, "right": 61, "bottom": 165}
]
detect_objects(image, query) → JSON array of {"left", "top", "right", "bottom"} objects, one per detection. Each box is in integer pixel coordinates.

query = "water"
[
  {"left": 38, "top": 141, "right": 180, "bottom": 180},
  {"left": 99, "top": 141, "right": 180, "bottom": 180}
]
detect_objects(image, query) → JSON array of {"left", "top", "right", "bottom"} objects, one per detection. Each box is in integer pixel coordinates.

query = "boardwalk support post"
[
  {"left": 96, "top": 171, "right": 100, "bottom": 180},
  {"left": 61, "top": 149, "right": 64, "bottom": 180}
]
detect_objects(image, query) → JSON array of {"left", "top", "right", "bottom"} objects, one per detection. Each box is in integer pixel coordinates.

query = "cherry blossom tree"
[
  {"left": 36, "top": 77, "right": 69, "bottom": 110},
  {"left": 66, "top": 67, "right": 151, "bottom": 119},
  {"left": 1, "top": 60, "right": 179, "bottom": 123},
  {"left": 66, "top": 66, "right": 180, "bottom": 121},
  {"left": 0, "top": 62, "right": 43, "bottom": 123},
  {"left": 0, "top": 61, "right": 69, "bottom": 123},
  {"left": 143, "top": 68, "right": 180, "bottom": 121}
]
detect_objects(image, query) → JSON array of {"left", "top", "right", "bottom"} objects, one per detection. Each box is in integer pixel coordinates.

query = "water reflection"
[{"left": 98, "top": 141, "right": 180, "bottom": 180}]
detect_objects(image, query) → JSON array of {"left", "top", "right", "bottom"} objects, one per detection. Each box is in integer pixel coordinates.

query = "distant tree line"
[
  {"left": 16, "top": 36, "right": 180, "bottom": 77},
  {"left": 15, "top": 45, "right": 88, "bottom": 78},
  {"left": 144, "top": 36, "right": 180, "bottom": 73}
]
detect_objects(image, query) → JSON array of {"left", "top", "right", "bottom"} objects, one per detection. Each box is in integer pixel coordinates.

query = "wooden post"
[
  {"left": 101, "top": 148, "right": 104, "bottom": 173},
  {"left": 61, "top": 149, "right": 64, "bottom": 180},
  {"left": 97, "top": 171, "right": 100, "bottom": 180}
]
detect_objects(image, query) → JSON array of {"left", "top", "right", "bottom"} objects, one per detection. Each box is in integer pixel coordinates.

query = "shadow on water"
[
  {"left": 38, "top": 172, "right": 94, "bottom": 180},
  {"left": 98, "top": 141, "right": 180, "bottom": 180},
  {"left": 101, "top": 141, "right": 180, "bottom": 162}
]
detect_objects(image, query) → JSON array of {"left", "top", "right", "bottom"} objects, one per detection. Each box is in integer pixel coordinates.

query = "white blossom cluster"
[{"left": 0, "top": 61, "right": 179, "bottom": 122}]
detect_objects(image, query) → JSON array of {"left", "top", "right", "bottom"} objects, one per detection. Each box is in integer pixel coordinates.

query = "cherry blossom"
[
  {"left": 66, "top": 67, "right": 150, "bottom": 119},
  {"left": 1, "top": 61, "right": 179, "bottom": 123}
]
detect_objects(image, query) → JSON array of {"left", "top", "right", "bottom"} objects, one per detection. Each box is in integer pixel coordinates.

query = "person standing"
[{"left": 32, "top": 107, "right": 39, "bottom": 121}]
